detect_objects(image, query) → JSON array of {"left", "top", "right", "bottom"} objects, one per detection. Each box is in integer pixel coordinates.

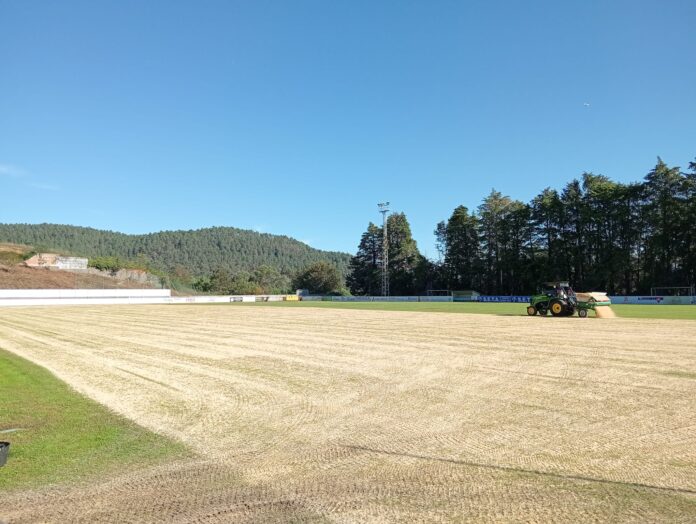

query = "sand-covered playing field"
[{"left": 1, "top": 305, "right": 696, "bottom": 522}]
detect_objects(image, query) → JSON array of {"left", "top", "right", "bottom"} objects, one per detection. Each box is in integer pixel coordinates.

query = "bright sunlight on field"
[{"left": 1, "top": 305, "right": 695, "bottom": 522}]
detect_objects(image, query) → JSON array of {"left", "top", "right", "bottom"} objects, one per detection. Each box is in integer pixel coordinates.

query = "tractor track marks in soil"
[
  {"left": 344, "top": 445, "right": 696, "bottom": 495},
  {"left": 1, "top": 305, "right": 696, "bottom": 522}
]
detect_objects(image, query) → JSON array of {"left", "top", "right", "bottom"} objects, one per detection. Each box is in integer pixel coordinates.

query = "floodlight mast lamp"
[{"left": 378, "top": 202, "right": 390, "bottom": 296}]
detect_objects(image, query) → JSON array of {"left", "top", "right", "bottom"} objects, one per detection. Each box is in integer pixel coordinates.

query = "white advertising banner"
[
  {"left": 609, "top": 296, "right": 696, "bottom": 305},
  {"left": 328, "top": 296, "right": 453, "bottom": 302}
]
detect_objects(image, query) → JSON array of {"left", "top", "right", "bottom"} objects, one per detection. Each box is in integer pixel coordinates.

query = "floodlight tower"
[{"left": 378, "top": 202, "right": 390, "bottom": 296}]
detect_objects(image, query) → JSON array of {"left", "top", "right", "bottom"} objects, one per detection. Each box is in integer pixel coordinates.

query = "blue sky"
[{"left": 1, "top": 1, "right": 695, "bottom": 257}]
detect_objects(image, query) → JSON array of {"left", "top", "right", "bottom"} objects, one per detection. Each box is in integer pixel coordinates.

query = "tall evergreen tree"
[
  {"left": 582, "top": 173, "right": 624, "bottom": 292},
  {"left": 530, "top": 187, "right": 564, "bottom": 283},
  {"left": 642, "top": 158, "right": 686, "bottom": 288},
  {"left": 560, "top": 179, "right": 586, "bottom": 288},
  {"left": 478, "top": 190, "right": 514, "bottom": 294},
  {"left": 347, "top": 214, "right": 424, "bottom": 296},
  {"left": 346, "top": 223, "right": 382, "bottom": 295},
  {"left": 498, "top": 200, "right": 533, "bottom": 294},
  {"left": 439, "top": 206, "right": 480, "bottom": 291},
  {"left": 683, "top": 160, "right": 696, "bottom": 288},
  {"left": 386, "top": 213, "right": 423, "bottom": 295}
]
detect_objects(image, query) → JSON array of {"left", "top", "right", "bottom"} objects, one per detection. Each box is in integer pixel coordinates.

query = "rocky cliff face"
[{"left": 74, "top": 268, "right": 162, "bottom": 288}]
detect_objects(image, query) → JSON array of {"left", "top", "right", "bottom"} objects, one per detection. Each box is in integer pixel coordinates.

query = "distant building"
[{"left": 25, "top": 253, "right": 88, "bottom": 270}]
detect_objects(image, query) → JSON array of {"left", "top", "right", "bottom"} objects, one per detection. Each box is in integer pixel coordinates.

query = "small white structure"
[{"left": 24, "top": 253, "right": 88, "bottom": 270}]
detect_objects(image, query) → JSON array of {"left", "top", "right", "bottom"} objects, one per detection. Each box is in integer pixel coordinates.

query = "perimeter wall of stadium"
[{"left": 0, "top": 289, "right": 693, "bottom": 306}]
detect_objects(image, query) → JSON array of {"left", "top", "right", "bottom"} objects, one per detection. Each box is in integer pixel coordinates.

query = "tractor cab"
[
  {"left": 529, "top": 281, "right": 577, "bottom": 316},
  {"left": 540, "top": 281, "right": 576, "bottom": 303}
]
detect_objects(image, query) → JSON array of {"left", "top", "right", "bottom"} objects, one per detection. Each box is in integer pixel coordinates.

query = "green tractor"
[{"left": 527, "top": 281, "right": 581, "bottom": 317}]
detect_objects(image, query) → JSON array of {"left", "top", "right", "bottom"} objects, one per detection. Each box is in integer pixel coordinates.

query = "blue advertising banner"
[{"left": 478, "top": 296, "right": 531, "bottom": 303}]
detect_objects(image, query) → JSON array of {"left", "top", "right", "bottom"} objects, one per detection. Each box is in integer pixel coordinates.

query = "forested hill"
[{"left": 0, "top": 224, "right": 351, "bottom": 277}]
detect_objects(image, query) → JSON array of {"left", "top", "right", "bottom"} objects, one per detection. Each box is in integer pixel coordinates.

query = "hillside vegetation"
[
  {"left": 0, "top": 224, "right": 351, "bottom": 277},
  {"left": 0, "top": 264, "right": 157, "bottom": 290},
  {"left": 0, "top": 243, "right": 27, "bottom": 266},
  {"left": 0, "top": 243, "right": 159, "bottom": 290}
]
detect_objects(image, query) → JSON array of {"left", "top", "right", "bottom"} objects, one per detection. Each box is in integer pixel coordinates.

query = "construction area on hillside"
[{"left": 0, "top": 243, "right": 158, "bottom": 290}]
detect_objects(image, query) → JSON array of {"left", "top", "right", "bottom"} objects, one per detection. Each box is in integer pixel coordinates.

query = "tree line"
[
  {"left": 348, "top": 158, "right": 696, "bottom": 295},
  {"left": 0, "top": 224, "right": 351, "bottom": 278},
  {"left": 2, "top": 157, "right": 694, "bottom": 296},
  {"left": 0, "top": 223, "right": 351, "bottom": 294},
  {"left": 192, "top": 261, "right": 344, "bottom": 295}
]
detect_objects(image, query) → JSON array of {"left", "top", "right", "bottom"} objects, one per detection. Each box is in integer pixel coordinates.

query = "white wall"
[
  {"left": 0, "top": 288, "right": 171, "bottom": 307},
  {"left": 55, "top": 257, "right": 88, "bottom": 270},
  {"left": 0, "top": 289, "right": 170, "bottom": 299},
  {"left": 168, "top": 295, "right": 256, "bottom": 304},
  {"left": 2, "top": 290, "right": 694, "bottom": 307},
  {"left": 0, "top": 290, "right": 295, "bottom": 307},
  {"left": 0, "top": 297, "right": 174, "bottom": 307}
]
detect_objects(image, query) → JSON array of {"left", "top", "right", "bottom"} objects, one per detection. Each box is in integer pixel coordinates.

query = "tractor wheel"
[
  {"left": 526, "top": 306, "right": 537, "bottom": 316},
  {"left": 578, "top": 309, "right": 588, "bottom": 318},
  {"left": 550, "top": 300, "right": 565, "bottom": 317}
]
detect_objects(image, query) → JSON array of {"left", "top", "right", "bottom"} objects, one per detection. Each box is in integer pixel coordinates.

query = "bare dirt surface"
[
  {"left": 1, "top": 305, "right": 695, "bottom": 522},
  {"left": 0, "top": 264, "right": 154, "bottom": 289},
  {"left": 0, "top": 243, "right": 27, "bottom": 254}
]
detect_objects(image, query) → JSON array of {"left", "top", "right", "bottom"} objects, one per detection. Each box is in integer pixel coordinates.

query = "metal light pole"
[{"left": 378, "top": 202, "right": 390, "bottom": 296}]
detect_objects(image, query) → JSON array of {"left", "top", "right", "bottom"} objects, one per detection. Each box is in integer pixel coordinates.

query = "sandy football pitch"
[{"left": 1, "top": 305, "right": 695, "bottom": 522}]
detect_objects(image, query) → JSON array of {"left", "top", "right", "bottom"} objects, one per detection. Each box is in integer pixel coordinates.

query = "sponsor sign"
[
  {"left": 478, "top": 296, "right": 531, "bottom": 303},
  {"left": 610, "top": 296, "right": 695, "bottom": 305},
  {"left": 329, "top": 296, "right": 453, "bottom": 302}
]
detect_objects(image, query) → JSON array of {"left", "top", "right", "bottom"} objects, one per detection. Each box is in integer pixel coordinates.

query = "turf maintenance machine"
[{"left": 526, "top": 282, "right": 612, "bottom": 318}]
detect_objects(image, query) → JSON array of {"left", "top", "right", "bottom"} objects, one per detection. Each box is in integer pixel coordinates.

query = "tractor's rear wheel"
[
  {"left": 527, "top": 306, "right": 537, "bottom": 316},
  {"left": 550, "top": 300, "right": 565, "bottom": 317}
]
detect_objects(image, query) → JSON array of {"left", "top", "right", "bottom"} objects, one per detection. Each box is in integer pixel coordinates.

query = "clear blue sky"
[{"left": 2, "top": 1, "right": 695, "bottom": 257}]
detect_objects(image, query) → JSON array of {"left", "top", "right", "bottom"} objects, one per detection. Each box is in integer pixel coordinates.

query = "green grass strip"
[
  {"left": 227, "top": 300, "right": 696, "bottom": 320},
  {"left": 0, "top": 349, "right": 189, "bottom": 490}
]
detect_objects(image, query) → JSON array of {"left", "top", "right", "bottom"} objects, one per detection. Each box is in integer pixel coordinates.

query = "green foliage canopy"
[
  {"left": 293, "top": 261, "right": 343, "bottom": 294},
  {"left": 0, "top": 225, "right": 351, "bottom": 278}
]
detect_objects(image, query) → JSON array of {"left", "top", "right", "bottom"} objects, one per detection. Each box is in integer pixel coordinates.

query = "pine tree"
[
  {"left": 642, "top": 158, "right": 686, "bottom": 288},
  {"left": 441, "top": 206, "right": 480, "bottom": 291},
  {"left": 386, "top": 213, "right": 423, "bottom": 295},
  {"left": 478, "top": 190, "right": 514, "bottom": 294},
  {"left": 346, "top": 223, "right": 382, "bottom": 295}
]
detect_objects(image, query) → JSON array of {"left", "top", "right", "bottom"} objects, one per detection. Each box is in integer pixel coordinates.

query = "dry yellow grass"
[{"left": 1, "top": 305, "right": 695, "bottom": 522}]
